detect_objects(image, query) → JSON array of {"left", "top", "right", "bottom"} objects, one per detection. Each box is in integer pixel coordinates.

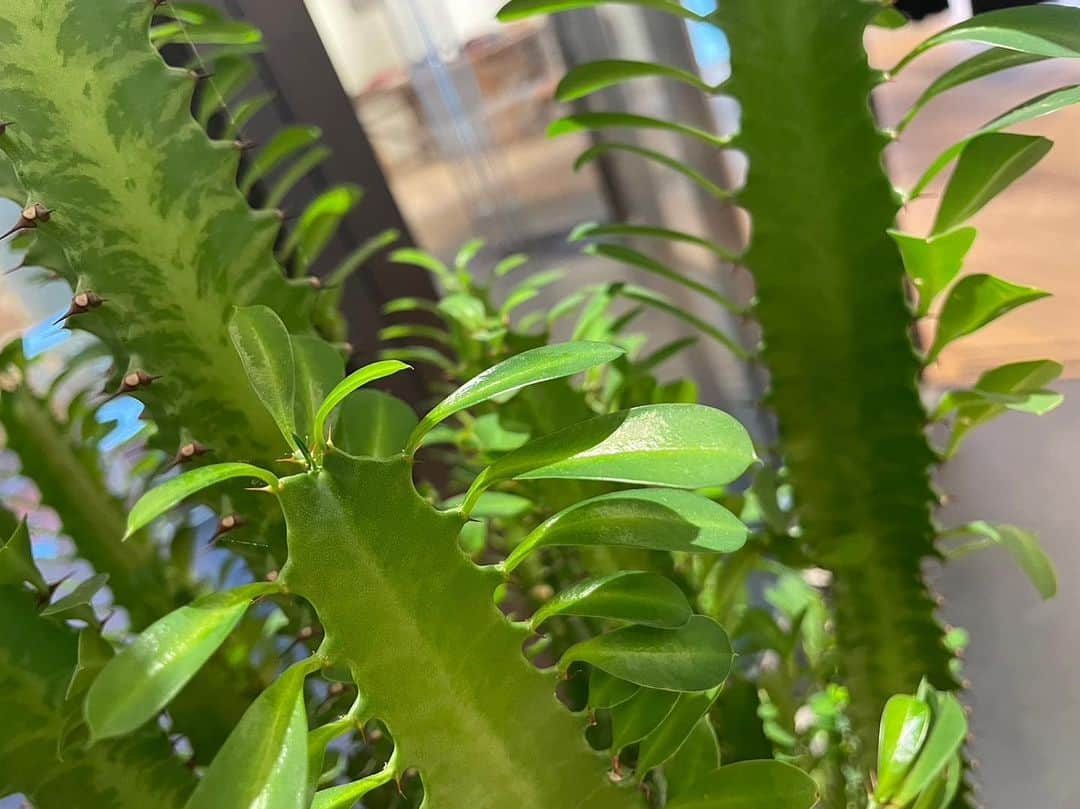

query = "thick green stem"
[
  {"left": 713, "top": 0, "right": 956, "bottom": 764},
  {"left": 278, "top": 451, "right": 642, "bottom": 809}
]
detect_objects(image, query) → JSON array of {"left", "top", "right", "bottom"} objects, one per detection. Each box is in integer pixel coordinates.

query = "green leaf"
[
  {"left": 185, "top": 660, "right": 311, "bottom": 809},
  {"left": 85, "top": 583, "right": 274, "bottom": 741},
  {"left": 892, "top": 692, "right": 968, "bottom": 805},
  {"left": 0, "top": 519, "right": 47, "bottom": 594},
  {"left": 560, "top": 615, "right": 733, "bottom": 692},
  {"left": 618, "top": 284, "right": 749, "bottom": 358},
  {"left": 550, "top": 112, "right": 730, "bottom": 149},
  {"left": 570, "top": 222, "right": 740, "bottom": 263},
  {"left": 952, "top": 522, "right": 1057, "bottom": 599},
  {"left": 333, "top": 390, "right": 419, "bottom": 459},
  {"left": 574, "top": 142, "right": 732, "bottom": 199},
  {"left": 494, "top": 253, "right": 529, "bottom": 277},
  {"left": 391, "top": 248, "right": 454, "bottom": 285},
  {"left": 194, "top": 56, "right": 256, "bottom": 127},
  {"left": 311, "top": 767, "right": 398, "bottom": 809},
  {"left": 936, "top": 359, "right": 1063, "bottom": 455},
  {"left": 407, "top": 342, "right": 624, "bottom": 453},
  {"left": 557, "top": 60, "right": 713, "bottom": 101},
  {"left": 664, "top": 718, "right": 720, "bottom": 801},
  {"left": 610, "top": 688, "right": 679, "bottom": 750},
  {"left": 898, "top": 48, "right": 1047, "bottom": 132},
  {"left": 224, "top": 92, "right": 274, "bottom": 140},
  {"left": 264, "top": 146, "right": 333, "bottom": 209},
  {"left": 504, "top": 489, "right": 747, "bottom": 572},
  {"left": 313, "top": 360, "right": 411, "bottom": 449},
  {"left": 531, "top": 571, "right": 693, "bottom": 630},
  {"left": 151, "top": 19, "right": 262, "bottom": 46},
  {"left": 125, "top": 463, "right": 280, "bottom": 538},
  {"left": 470, "top": 404, "right": 756, "bottom": 512},
  {"left": 41, "top": 573, "right": 109, "bottom": 622},
  {"left": 241, "top": 125, "right": 322, "bottom": 193},
  {"left": 891, "top": 228, "right": 976, "bottom": 316},
  {"left": 894, "top": 5, "right": 1080, "bottom": 73},
  {"left": 443, "top": 492, "right": 532, "bottom": 520},
  {"left": 292, "top": 335, "right": 345, "bottom": 446},
  {"left": 454, "top": 237, "right": 486, "bottom": 271},
  {"left": 587, "top": 243, "right": 741, "bottom": 312},
  {"left": 283, "top": 184, "right": 363, "bottom": 269},
  {"left": 636, "top": 690, "right": 719, "bottom": 775},
  {"left": 875, "top": 695, "right": 933, "bottom": 802},
  {"left": 927, "top": 273, "right": 1049, "bottom": 363},
  {"left": 932, "top": 133, "right": 1052, "bottom": 235},
  {"left": 471, "top": 413, "right": 530, "bottom": 452},
  {"left": 589, "top": 669, "right": 640, "bottom": 710},
  {"left": 910, "top": 84, "right": 1080, "bottom": 199},
  {"left": 872, "top": 7, "right": 908, "bottom": 29},
  {"left": 666, "top": 760, "right": 819, "bottom": 809},
  {"left": 229, "top": 305, "right": 298, "bottom": 448},
  {"left": 498, "top": 0, "right": 704, "bottom": 23},
  {"left": 911, "top": 754, "right": 962, "bottom": 809}
]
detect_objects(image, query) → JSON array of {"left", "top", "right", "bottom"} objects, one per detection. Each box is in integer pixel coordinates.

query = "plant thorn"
[
  {"left": 210, "top": 513, "right": 246, "bottom": 542},
  {"left": 54, "top": 290, "right": 105, "bottom": 323}
]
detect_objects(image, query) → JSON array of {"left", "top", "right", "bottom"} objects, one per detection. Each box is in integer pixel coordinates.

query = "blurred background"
[{"left": 1, "top": 1, "right": 1076, "bottom": 805}]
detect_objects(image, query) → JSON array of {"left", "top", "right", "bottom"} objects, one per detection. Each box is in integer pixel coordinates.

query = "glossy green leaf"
[
  {"left": 229, "top": 305, "right": 298, "bottom": 447},
  {"left": 471, "top": 405, "right": 755, "bottom": 511},
  {"left": 891, "top": 227, "right": 976, "bottom": 316},
  {"left": 264, "top": 145, "right": 332, "bottom": 209},
  {"left": 292, "top": 335, "right": 345, "bottom": 445},
  {"left": 125, "top": 463, "right": 280, "bottom": 538},
  {"left": 531, "top": 571, "right": 692, "bottom": 630},
  {"left": 610, "top": 688, "right": 679, "bottom": 750},
  {"left": 306, "top": 716, "right": 355, "bottom": 795},
  {"left": 875, "top": 695, "right": 933, "bottom": 802},
  {"left": 636, "top": 690, "right": 719, "bottom": 775},
  {"left": 574, "top": 142, "right": 732, "bottom": 199},
  {"left": 892, "top": 692, "right": 968, "bottom": 805},
  {"left": 494, "top": 253, "right": 529, "bottom": 277},
  {"left": 241, "top": 125, "right": 322, "bottom": 193},
  {"left": 224, "top": 92, "right": 274, "bottom": 140},
  {"left": 327, "top": 390, "right": 416, "bottom": 459},
  {"left": 664, "top": 718, "right": 721, "bottom": 801},
  {"left": 927, "top": 274, "right": 1049, "bottom": 363},
  {"left": 471, "top": 413, "right": 530, "bottom": 452},
  {"left": 911, "top": 84, "right": 1080, "bottom": 199},
  {"left": 589, "top": 669, "right": 640, "bottom": 710},
  {"left": 894, "top": 5, "right": 1080, "bottom": 72},
  {"left": 666, "top": 760, "right": 819, "bottom": 809},
  {"left": 313, "top": 360, "right": 411, "bottom": 448},
  {"left": 443, "top": 492, "right": 532, "bottom": 520},
  {"left": 587, "top": 243, "right": 741, "bottom": 312},
  {"left": 557, "top": 59, "right": 713, "bottom": 101},
  {"left": 311, "top": 767, "right": 398, "bottom": 809},
  {"left": 571, "top": 222, "right": 740, "bottom": 263},
  {"left": 407, "top": 342, "right": 623, "bottom": 453},
  {"left": 283, "top": 184, "right": 363, "bottom": 269},
  {"left": 85, "top": 583, "right": 274, "bottom": 741},
  {"left": 0, "top": 519, "right": 46, "bottom": 594},
  {"left": 932, "top": 133, "right": 1051, "bottom": 235},
  {"left": 185, "top": 660, "right": 311, "bottom": 809},
  {"left": 560, "top": 616, "right": 733, "bottom": 692},
  {"left": 911, "top": 754, "right": 962, "bottom": 809},
  {"left": 953, "top": 521, "right": 1057, "bottom": 599},
  {"left": 550, "top": 112, "right": 730, "bottom": 149},
  {"left": 505, "top": 489, "right": 747, "bottom": 572},
  {"left": 498, "top": 0, "right": 704, "bottom": 23},
  {"left": 898, "top": 48, "right": 1047, "bottom": 132},
  {"left": 41, "top": 573, "right": 109, "bottom": 622}
]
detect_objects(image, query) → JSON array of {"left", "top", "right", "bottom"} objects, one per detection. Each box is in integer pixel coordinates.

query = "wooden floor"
[{"left": 868, "top": 11, "right": 1080, "bottom": 383}]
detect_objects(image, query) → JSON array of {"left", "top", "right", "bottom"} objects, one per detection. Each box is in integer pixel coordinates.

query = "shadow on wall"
[{"left": 936, "top": 379, "right": 1078, "bottom": 809}]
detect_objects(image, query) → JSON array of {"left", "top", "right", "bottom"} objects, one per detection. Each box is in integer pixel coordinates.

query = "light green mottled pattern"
[
  {"left": 279, "top": 451, "right": 644, "bottom": 809},
  {"left": 0, "top": 0, "right": 316, "bottom": 462},
  {"left": 0, "top": 584, "right": 193, "bottom": 808}
]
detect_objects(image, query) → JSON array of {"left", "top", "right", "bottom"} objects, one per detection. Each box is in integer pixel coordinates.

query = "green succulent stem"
[
  {"left": 278, "top": 450, "right": 642, "bottom": 809},
  {"left": 712, "top": 0, "right": 957, "bottom": 763}
]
